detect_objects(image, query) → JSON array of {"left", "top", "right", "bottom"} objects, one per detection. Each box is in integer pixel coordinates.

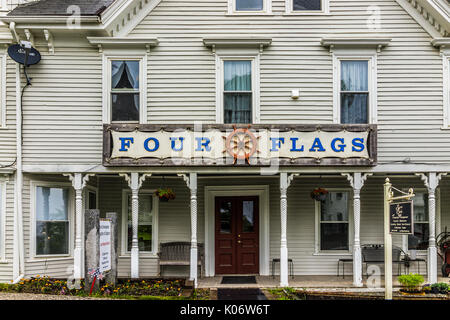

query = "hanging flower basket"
[
  {"left": 155, "top": 188, "right": 176, "bottom": 202},
  {"left": 310, "top": 188, "right": 329, "bottom": 201}
]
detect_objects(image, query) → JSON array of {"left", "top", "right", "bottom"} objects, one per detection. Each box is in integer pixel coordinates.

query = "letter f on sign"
[{"left": 119, "top": 138, "right": 134, "bottom": 152}]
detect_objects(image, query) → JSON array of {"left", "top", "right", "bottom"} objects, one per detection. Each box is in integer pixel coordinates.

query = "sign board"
[
  {"left": 99, "top": 219, "right": 112, "bottom": 273},
  {"left": 389, "top": 201, "right": 414, "bottom": 234},
  {"left": 103, "top": 124, "right": 377, "bottom": 167}
]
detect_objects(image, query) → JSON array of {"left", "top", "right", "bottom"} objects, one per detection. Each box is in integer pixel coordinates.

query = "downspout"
[{"left": 11, "top": 21, "right": 24, "bottom": 283}]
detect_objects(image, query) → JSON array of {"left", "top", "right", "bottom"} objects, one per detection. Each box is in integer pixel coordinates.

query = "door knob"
[{"left": 237, "top": 240, "right": 242, "bottom": 244}]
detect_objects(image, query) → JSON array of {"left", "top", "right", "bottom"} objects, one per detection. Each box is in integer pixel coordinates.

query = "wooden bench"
[
  {"left": 158, "top": 242, "right": 204, "bottom": 277},
  {"left": 362, "top": 244, "right": 405, "bottom": 277}
]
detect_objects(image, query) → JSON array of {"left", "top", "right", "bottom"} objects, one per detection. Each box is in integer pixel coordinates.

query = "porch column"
[
  {"left": 279, "top": 173, "right": 298, "bottom": 287},
  {"left": 120, "top": 173, "right": 151, "bottom": 279},
  {"left": 343, "top": 173, "right": 372, "bottom": 287},
  {"left": 416, "top": 172, "right": 446, "bottom": 284},
  {"left": 64, "top": 173, "right": 93, "bottom": 280},
  {"left": 178, "top": 173, "right": 198, "bottom": 287}
]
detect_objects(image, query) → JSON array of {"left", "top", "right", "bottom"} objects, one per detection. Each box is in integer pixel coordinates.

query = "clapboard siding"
[{"left": 0, "top": 180, "right": 15, "bottom": 283}]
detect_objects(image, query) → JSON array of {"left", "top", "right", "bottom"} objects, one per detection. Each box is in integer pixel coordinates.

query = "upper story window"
[
  {"left": 111, "top": 60, "right": 140, "bottom": 122},
  {"left": 340, "top": 60, "right": 369, "bottom": 124},
  {"left": 224, "top": 60, "right": 253, "bottom": 124},
  {"left": 102, "top": 53, "right": 147, "bottom": 124},
  {"left": 333, "top": 52, "right": 377, "bottom": 124},
  {"left": 228, "top": 0, "right": 272, "bottom": 14},
  {"left": 286, "top": 0, "right": 329, "bottom": 14}
]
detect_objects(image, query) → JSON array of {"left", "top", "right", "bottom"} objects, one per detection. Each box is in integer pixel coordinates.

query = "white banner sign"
[
  {"left": 99, "top": 219, "right": 112, "bottom": 273},
  {"left": 110, "top": 129, "right": 370, "bottom": 161}
]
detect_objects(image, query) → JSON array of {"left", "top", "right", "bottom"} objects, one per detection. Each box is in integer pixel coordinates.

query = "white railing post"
[
  {"left": 120, "top": 173, "right": 151, "bottom": 279},
  {"left": 342, "top": 173, "right": 372, "bottom": 287}
]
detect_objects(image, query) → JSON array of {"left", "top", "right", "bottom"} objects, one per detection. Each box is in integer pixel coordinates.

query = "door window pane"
[
  {"left": 224, "top": 61, "right": 252, "bottom": 123},
  {"left": 236, "top": 0, "right": 263, "bottom": 10},
  {"left": 127, "top": 194, "right": 153, "bottom": 252},
  {"left": 242, "top": 201, "right": 254, "bottom": 232},
  {"left": 340, "top": 60, "right": 369, "bottom": 124},
  {"left": 219, "top": 201, "right": 232, "bottom": 234},
  {"left": 36, "top": 187, "right": 69, "bottom": 255},
  {"left": 293, "top": 0, "right": 321, "bottom": 10},
  {"left": 111, "top": 60, "right": 140, "bottom": 122}
]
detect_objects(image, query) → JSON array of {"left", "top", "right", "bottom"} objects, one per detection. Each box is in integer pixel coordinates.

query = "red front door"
[{"left": 215, "top": 196, "right": 259, "bottom": 274}]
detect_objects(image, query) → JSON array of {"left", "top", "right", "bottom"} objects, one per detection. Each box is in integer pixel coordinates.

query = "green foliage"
[
  {"left": 431, "top": 283, "right": 449, "bottom": 294},
  {"left": 155, "top": 188, "right": 176, "bottom": 201},
  {"left": 397, "top": 274, "right": 424, "bottom": 292},
  {"left": 268, "top": 287, "right": 299, "bottom": 300}
]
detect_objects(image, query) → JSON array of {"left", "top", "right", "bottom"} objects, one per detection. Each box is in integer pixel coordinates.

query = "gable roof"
[{"left": 7, "top": 0, "right": 115, "bottom": 16}]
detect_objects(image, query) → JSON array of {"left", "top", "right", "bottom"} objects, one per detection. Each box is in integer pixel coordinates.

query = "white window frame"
[
  {"left": 401, "top": 188, "right": 440, "bottom": 255},
  {"left": 102, "top": 52, "right": 147, "bottom": 124},
  {"left": 285, "top": 0, "right": 330, "bottom": 15},
  {"left": 227, "top": 0, "right": 272, "bottom": 15},
  {"left": 216, "top": 53, "right": 260, "bottom": 124},
  {"left": 443, "top": 54, "right": 450, "bottom": 128},
  {"left": 333, "top": 50, "right": 377, "bottom": 124},
  {"left": 314, "top": 188, "right": 353, "bottom": 255},
  {"left": 121, "top": 189, "right": 159, "bottom": 257},
  {"left": 0, "top": 54, "right": 6, "bottom": 128},
  {"left": 30, "top": 181, "right": 74, "bottom": 259},
  {"left": 0, "top": 179, "right": 6, "bottom": 262}
]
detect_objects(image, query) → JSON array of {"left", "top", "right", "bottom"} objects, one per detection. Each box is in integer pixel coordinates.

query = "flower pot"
[
  {"left": 159, "top": 197, "right": 170, "bottom": 202},
  {"left": 314, "top": 194, "right": 327, "bottom": 201}
]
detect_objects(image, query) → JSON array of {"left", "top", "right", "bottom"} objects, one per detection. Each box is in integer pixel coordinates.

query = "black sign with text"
[{"left": 389, "top": 201, "right": 414, "bottom": 234}]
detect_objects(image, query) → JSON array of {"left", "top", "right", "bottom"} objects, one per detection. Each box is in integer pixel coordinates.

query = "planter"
[
  {"left": 155, "top": 188, "right": 176, "bottom": 202},
  {"left": 310, "top": 188, "right": 329, "bottom": 201}
]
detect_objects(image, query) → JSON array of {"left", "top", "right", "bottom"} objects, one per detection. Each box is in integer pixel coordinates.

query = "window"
[
  {"left": 35, "top": 186, "right": 70, "bottom": 256},
  {"left": 285, "top": 0, "right": 329, "bottom": 14},
  {"left": 103, "top": 54, "right": 147, "bottom": 124},
  {"left": 224, "top": 60, "right": 253, "bottom": 123},
  {"left": 333, "top": 53, "right": 376, "bottom": 124},
  {"left": 228, "top": 0, "right": 271, "bottom": 14},
  {"left": 318, "top": 192, "right": 350, "bottom": 251},
  {"left": 124, "top": 192, "right": 158, "bottom": 253},
  {"left": 408, "top": 192, "right": 429, "bottom": 251},
  {"left": 110, "top": 60, "right": 140, "bottom": 122}
]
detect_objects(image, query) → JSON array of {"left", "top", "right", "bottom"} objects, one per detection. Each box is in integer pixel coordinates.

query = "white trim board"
[{"left": 204, "top": 185, "right": 270, "bottom": 277}]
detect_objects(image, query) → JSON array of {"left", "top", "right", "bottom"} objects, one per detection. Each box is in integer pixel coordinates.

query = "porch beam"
[
  {"left": 342, "top": 172, "right": 372, "bottom": 287},
  {"left": 416, "top": 172, "right": 447, "bottom": 284},
  {"left": 120, "top": 172, "right": 151, "bottom": 279},
  {"left": 64, "top": 173, "right": 94, "bottom": 280},
  {"left": 279, "top": 173, "right": 298, "bottom": 287},
  {"left": 178, "top": 173, "right": 198, "bottom": 287}
]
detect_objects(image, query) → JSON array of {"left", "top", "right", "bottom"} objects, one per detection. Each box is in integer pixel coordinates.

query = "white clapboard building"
[{"left": 0, "top": 0, "right": 448, "bottom": 288}]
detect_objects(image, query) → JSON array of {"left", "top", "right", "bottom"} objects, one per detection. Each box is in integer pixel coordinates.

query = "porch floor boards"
[{"left": 197, "top": 276, "right": 450, "bottom": 289}]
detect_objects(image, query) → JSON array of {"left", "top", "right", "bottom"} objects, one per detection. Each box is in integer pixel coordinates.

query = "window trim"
[
  {"left": 314, "top": 188, "right": 353, "bottom": 254},
  {"left": 0, "top": 54, "right": 6, "bottom": 128},
  {"left": 30, "top": 181, "right": 74, "bottom": 259},
  {"left": 401, "top": 188, "right": 440, "bottom": 254},
  {"left": 285, "top": 0, "right": 330, "bottom": 15},
  {"left": 227, "top": 0, "right": 272, "bottom": 15},
  {"left": 0, "top": 179, "right": 6, "bottom": 262},
  {"left": 216, "top": 53, "right": 260, "bottom": 124},
  {"left": 333, "top": 51, "right": 377, "bottom": 124},
  {"left": 121, "top": 189, "right": 159, "bottom": 257},
  {"left": 102, "top": 53, "right": 148, "bottom": 124},
  {"left": 443, "top": 54, "right": 450, "bottom": 128}
]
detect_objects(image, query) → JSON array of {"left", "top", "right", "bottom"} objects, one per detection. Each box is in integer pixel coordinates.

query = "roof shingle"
[{"left": 8, "top": 0, "right": 115, "bottom": 16}]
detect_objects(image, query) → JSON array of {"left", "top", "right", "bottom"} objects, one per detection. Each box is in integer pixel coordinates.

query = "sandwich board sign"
[
  {"left": 99, "top": 219, "right": 112, "bottom": 273},
  {"left": 389, "top": 201, "right": 414, "bottom": 234}
]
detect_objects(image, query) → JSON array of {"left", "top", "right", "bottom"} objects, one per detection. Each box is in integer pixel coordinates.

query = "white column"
[
  {"left": 279, "top": 173, "right": 298, "bottom": 287},
  {"left": 343, "top": 173, "right": 371, "bottom": 287},
  {"left": 179, "top": 173, "right": 198, "bottom": 287},
  {"left": 121, "top": 173, "right": 151, "bottom": 279},
  {"left": 416, "top": 172, "right": 446, "bottom": 284},
  {"left": 64, "top": 173, "right": 93, "bottom": 280}
]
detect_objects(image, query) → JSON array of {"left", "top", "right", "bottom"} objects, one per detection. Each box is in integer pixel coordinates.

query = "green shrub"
[
  {"left": 431, "top": 283, "right": 449, "bottom": 294},
  {"left": 397, "top": 274, "right": 424, "bottom": 292}
]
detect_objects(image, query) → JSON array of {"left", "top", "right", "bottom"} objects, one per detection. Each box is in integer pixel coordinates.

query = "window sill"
[{"left": 313, "top": 252, "right": 352, "bottom": 256}]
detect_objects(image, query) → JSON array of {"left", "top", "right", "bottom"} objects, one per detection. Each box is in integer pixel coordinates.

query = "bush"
[
  {"left": 431, "top": 283, "right": 449, "bottom": 294},
  {"left": 397, "top": 274, "right": 424, "bottom": 292}
]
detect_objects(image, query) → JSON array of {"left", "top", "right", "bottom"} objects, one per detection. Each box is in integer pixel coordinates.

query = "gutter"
[{"left": 1, "top": 16, "right": 101, "bottom": 24}]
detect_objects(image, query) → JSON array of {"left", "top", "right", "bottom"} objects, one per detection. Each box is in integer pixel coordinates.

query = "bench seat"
[{"left": 158, "top": 242, "right": 204, "bottom": 277}]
